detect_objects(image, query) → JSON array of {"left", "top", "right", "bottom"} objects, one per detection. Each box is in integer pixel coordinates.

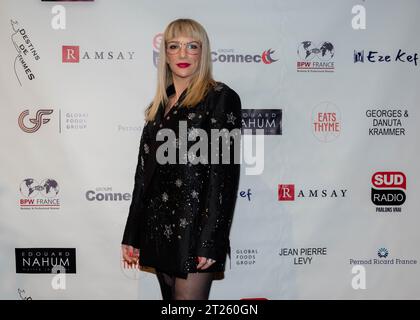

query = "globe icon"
[
  {"left": 318, "top": 41, "right": 334, "bottom": 61},
  {"left": 298, "top": 41, "right": 334, "bottom": 61},
  {"left": 298, "top": 41, "right": 316, "bottom": 60},
  {"left": 19, "top": 178, "right": 38, "bottom": 197},
  {"left": 40, "top": 179, "right": 60, "bottom": 197}
]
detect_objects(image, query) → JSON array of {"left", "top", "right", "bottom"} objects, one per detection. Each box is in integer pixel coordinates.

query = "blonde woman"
[{"left": 122, "top": 18, "right": 241, "bottom": 300}]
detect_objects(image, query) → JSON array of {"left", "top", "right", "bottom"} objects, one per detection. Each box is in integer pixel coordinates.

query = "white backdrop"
[{"left": 1, "top": 0, "right": 419, "bottom": 300}]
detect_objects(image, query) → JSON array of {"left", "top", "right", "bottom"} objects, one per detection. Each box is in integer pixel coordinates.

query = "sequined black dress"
[{"left": 122, "top": 82, "right": 241, "bottom": 279}]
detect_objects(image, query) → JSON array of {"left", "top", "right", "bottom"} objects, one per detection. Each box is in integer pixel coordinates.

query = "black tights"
[{"left": 156, "top": 271, "right": 214, "bottom": 300}]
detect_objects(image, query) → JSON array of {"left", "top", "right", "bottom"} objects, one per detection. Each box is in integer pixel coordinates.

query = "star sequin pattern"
[{"left": 226, "top": 112, "right": 236, "bottom": 125}]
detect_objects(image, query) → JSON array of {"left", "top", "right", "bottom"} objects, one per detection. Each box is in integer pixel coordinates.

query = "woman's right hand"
[{"left": 121, "top": 244, "right": 140, "bottom": 267}]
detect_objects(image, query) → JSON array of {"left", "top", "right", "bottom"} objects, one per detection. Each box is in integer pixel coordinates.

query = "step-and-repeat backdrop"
[{"left": 1, "top": 0, "right": 419, "bottom": 299}]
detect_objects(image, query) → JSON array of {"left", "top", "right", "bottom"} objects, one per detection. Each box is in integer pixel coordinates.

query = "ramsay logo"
[
  {"left": 371, "top": 171, "right": 406, "bottom": 208},
  {"left": 62, "top": 45, "right": 79, "bottom": 63},
  {"left": 278, "top": 184, "right": 295, "bottom": 201}
]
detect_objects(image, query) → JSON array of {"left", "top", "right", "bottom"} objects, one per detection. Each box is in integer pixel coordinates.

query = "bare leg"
[{"left": 173, "top": 272, "right": 214, "bottom": 300}]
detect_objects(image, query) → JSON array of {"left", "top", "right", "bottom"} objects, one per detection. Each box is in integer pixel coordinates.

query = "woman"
[{"left": 121, "top": 18, "right": 241, "bottom": 300}]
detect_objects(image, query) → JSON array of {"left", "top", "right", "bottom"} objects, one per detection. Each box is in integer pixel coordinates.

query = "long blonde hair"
[{"left": 145, "top": 18, "right": 216, "bottom": 121}]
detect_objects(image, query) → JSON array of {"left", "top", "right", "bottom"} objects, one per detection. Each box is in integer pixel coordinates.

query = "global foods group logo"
[
  {"left": 371, "top": 171, "right": 406, "bottom": 213},
  {"left": 19, "top": 178, "right": 60, "bottom": 210},
  {"left": 18, "top": 109, "right": 89, "bottom": 133},
  {"left": 18, "top": 109, "right": 53, "bottom": 133},
  {"left": 232, "top": 248, "right": 259, "bottom": 268},
  {"left": 297, "top": 41, "right": 335, "bottom": 72}
]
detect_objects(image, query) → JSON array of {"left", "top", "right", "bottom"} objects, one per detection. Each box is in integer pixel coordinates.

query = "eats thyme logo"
[{"left": 371, "top": 171, "right": 406, "bottom": 213}]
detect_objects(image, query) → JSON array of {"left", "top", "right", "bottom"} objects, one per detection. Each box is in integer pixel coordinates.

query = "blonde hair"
[{"left": 145, "top": 18, "right": 216, "bottom": 121}]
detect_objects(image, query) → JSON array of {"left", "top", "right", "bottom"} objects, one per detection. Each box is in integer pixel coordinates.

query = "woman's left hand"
[{"left": 196, "top": 256, "right": 216, "bottom": 270}]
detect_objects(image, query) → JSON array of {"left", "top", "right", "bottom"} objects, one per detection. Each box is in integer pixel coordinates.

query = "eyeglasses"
[{"left": 166, "top": 41, "right": 202, "bottom": 55}]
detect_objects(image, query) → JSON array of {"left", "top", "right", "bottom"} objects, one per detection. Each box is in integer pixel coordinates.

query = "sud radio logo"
[
  {"left": 371, "top": 171, "right": 406, "bottom": 213},
  {"left": 19, "top": 178, "right": 60, "bottom": 210}
]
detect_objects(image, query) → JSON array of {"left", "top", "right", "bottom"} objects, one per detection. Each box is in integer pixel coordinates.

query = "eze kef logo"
[
  {"left": 354, "top": 49, "right": 418, "bottom": 66},
  {"left": 371, "top": 171, "right": 406, "bottom": 206}
]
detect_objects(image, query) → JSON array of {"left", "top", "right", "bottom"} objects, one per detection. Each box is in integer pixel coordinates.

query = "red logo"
[
  {"left": 278, "top": 184, "right": 294, "bottom": 201},
  {"left": 62, "top": 46, "right": 79, "bottom": 63},
  {"left": 372, "top": 172, "right": 406, "bottom": 190}
]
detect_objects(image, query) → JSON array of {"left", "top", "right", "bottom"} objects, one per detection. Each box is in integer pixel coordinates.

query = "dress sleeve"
[
  {"left": 122, "top": 122, "right": 150, "bottom": 248},
  {"left": 196, "top": 84, "right": 242, "bottom": 260}
]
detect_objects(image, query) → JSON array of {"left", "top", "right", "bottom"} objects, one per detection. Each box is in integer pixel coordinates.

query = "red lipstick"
[{"left": 177, "top": 63, "right": 190, "bottom": 68}]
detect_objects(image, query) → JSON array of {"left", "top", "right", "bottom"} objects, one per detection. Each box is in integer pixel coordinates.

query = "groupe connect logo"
[
  {"left": 371, "top": 171, "right": 406, "bottom": 213},
  {"left": 212, "top": 48, "right": 277, "bottom": 64},
  {"left": 297, "top": 41, "right": 335, "bottom": 72},
  {"left": 152, "top": 32, "right": 277, "bottom": 66}
]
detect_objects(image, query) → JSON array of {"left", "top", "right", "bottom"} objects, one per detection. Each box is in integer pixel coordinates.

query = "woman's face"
[{"left": 166, "top": 36, "right": 202, "bottom": 84}]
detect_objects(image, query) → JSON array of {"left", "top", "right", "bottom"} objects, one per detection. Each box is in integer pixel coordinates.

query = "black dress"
[{"left": 122, "top": 82, "right": 242, "bottom": 279}]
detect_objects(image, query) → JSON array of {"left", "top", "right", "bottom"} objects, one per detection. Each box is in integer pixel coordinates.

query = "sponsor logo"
[
  {"left": 18, "top": 109, "right": 53, "bottom": 133},
  {"left": 297, "top": 41, "right": 334, "bottom": 72},
  {"left": 242, "top": 109, "right": 282, "bottom": 135},
  {"left": 354, "top": 49, "right": 418, "bottom": 66},
  {"left": 62, "top": 45, "right": 135, "bottom": 63},
  {"left": 212, "top": 48, "right": 278, "bottom": 64},
  {"left": 19, "top": 178, "right": 60, "bottom": 210},
  {"left": 15, "top": 248, "right": 76, "bottom": 273},
  {"left": 312, "top": 102, "right": 341, "bottom": 142},
  {"left": 371, "top": 171, "right": 406, "bottom": 213}
]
